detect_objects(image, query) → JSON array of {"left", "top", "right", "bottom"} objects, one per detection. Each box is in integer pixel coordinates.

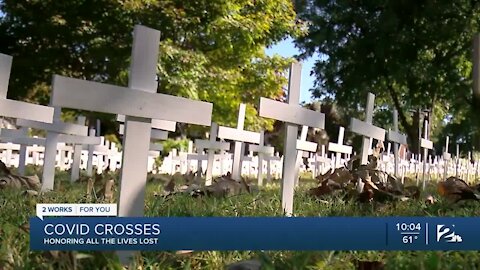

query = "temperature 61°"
[{"left": 403, "top": 235, "right": 418, "bottom": 244}]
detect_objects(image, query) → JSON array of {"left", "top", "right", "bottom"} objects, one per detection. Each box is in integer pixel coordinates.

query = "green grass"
[{"left": 1, "top": 167, "right": 480, "bottom": 269}]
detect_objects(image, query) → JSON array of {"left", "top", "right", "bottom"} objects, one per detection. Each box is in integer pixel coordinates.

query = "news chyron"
[{"left": 31, "top": 204, "right": 480, "bottom": 251}]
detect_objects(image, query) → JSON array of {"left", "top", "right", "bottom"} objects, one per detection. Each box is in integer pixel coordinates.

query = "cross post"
[{"left": 258, "top": 62, "right": 325, "bottom": 216}]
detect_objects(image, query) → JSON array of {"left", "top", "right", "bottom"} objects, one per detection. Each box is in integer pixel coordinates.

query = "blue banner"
[{"left": 29, "top": 217, "right": 480, "bottom": 251}]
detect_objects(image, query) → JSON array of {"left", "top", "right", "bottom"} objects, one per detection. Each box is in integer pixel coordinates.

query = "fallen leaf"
[{"left": 437, "top": 177, "right": 480, "bottom": 203}]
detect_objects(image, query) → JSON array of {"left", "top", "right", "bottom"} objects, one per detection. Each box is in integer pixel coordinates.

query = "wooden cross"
[
  {"left": 0, "top": 54, "right": 54, "bottom": 123},
  {"left": 217, "top": 104, "right": 260, "bottom": 181},
  {"left": 195, "top": 123, "right": 230, "bottom": 185},
  {"left": 258, "top": 62, "right": 325, "bottom": 216},
  {"left": 387, "top": 109, "right": 407, "bottom": 178},
  {"left": 420, "top": 120, "right": 433, "bottom": 190},
  {"left": 328, "top": 126, "right": 353, "bottom": 169},
  {"left": 49, "top": 25, "right": 212, "bottom": 220},
  {"left": 249, "top": 131, "right": 274, "bottom": 186}
]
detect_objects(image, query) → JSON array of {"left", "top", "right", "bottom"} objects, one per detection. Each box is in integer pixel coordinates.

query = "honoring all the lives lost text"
[{"left": 41, "top": 223, "right": 161, "bottom": 245}]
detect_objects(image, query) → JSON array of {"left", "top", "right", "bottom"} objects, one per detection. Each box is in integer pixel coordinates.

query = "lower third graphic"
[{"left": 436, "top": 225, "right": 463, "bottom": 243}]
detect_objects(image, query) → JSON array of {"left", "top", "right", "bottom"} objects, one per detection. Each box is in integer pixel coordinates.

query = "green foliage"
[
  {"left": 294, "top": 0, "right": 480, "bottom": 152},
  {"left": 160, "top": 138, "right": 190, "bottom": 155},
  {"left": 0, "top": 0, "right": 304, "bottom": 138}
]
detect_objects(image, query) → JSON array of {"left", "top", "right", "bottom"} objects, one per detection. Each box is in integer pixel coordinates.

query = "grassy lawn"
[{"left": 1, "top": 167, "right": 480, "bottom": 269}]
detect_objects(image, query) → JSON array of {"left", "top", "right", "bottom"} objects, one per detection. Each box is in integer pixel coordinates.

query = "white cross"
[
  {"left": 420, "top": 120, "right": 433, "bottom": 190},
  {"left": 349, "top": 92, "right": 385, "bottom": 192},
  {"left": 328, "top": 126, "right": 353, "bottom": 169},
  {"left": 294, "top": 125, "right": 318, "bottom": 186},
  {"left": 49, "top": 25, "right": 212, "bottom": 222},
  {"left": 195, "top": 123, "right": 230, "bottom": 185},
  {"left": 387, "top": 109, "right": 407, "bottom": 178},
  {"left": 16, "top": 107, "right": 96, "bottom": 190},
  {"left": 349, "top": 92, "right": 386, "bottom": 165},
  {"left": 217, "top": 104, "right": 260, "bottom": 181},
  {"left": 248, "top": 131, "right": 274, "bottom": 186},
  {"left": 258, "top": 62, "right": 325, "bottom": 216},
  {"left": 0, "top": 54, "right": 54, "bottom": 123}
]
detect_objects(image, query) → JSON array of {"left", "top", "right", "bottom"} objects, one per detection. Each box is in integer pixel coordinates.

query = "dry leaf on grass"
[{"left": 437, "top": 177, "right": 480, "bottom": 203}]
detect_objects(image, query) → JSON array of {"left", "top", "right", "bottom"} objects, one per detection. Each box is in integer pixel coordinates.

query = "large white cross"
[
  {"left": 50, "top": 25, "right": 212, "bottom": 219},
  {"left": 195, "top": 123, "right": 230, "bottom": 185},
  {"left": 328, "top": 126, "right": 353, "bottom": 169},
  {"left": 0, "top": 54, "right": 54, "bottom": 123},
  {"left": 420, "top": 120, "right": 433, "bottom": 190},
  {"left": 248, "top": 131, "right": 274, "bottom": 186},
  {"left": 259, "top": 62, "right": 325, "bottom": 216},
  {"left": 217, "top": 104, "right": 260, "bottom": 181},
  {"left": 387, "top": 109, "right": 407, "bottom": 178}
]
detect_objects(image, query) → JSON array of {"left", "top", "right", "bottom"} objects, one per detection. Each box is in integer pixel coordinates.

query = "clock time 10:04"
[{"left": 396, "top": 223, "right": 421, "bottom": 231}]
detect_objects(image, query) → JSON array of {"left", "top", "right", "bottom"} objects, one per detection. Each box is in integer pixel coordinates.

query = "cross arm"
[
  {"left": 328, "top": 142, "right": 353, "bottom": 155},
  {"left": 387, "top": 129, "right": 407, "bottom": 145},
  {"left": 296, "top": 140, "right": 317, "bottom": 152},
  {"left": 259, "top": 98, "right": 325, "bottom": 129},
  {"left": 420, "top": 139, "right": 433, "bottom": 150},
  {"left": 195, "top": 139, "right": 230, "bottom": 152},
  {"left": 117, "top": 114, "right": 176, "bottom": 132},
  {"left": 350, "top": 118, "right": 385, "bottom": 141},
  {"left": 16, "top": 119, "right": 88, "bottom": 136},
  {"left": 217, "top": 126, "right": 260, "bottom": 144},
  {"left": 0, "top": 136, "right": 45, "bottom": 146},
  {"left": 0, "top": 99, "right": 54, "bottom": 123},
  {"left": 249, "top": 144, "right": 274, "bottom": 155},
  {"left": 51, "top": 75, "right": 212, "bottom": 126}
]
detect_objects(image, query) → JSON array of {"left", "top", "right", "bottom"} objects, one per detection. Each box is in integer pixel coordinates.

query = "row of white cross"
[{"left": 0, "top": 135, "right": 472, "bottom": 182}]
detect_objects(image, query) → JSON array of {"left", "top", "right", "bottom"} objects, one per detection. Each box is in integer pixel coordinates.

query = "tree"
[
  {"left": 0, "top": 0, "right": 304, "bottom": 138},
  {"left": 294, "top": 0, "right": 480, "bottom": 153}
]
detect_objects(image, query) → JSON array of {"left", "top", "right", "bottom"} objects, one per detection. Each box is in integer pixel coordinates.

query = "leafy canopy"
[
  {"left": 0, "top": 0, "right": 304, "bottom": 136},
  {"left": 294, "top": 0, "right": 480, "bottom": 152}
]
